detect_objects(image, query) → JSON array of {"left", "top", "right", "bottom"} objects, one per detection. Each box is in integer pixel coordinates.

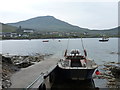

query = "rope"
[
  {"left": 67, "top": 38, "right": 70, "bottom": 50},
  {"left": 81, "top": 37, "right": 85, "bottom": 52},
  {"left": 81, "top": 37, "right": 88, "bottom": 67}
]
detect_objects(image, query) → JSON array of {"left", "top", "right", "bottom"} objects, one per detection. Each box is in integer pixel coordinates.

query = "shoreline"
[
  {"left": 1, "top": 37, "right": 119, "bottom": 40},
  {"left": 93, "top": 61, "right": 120, "bottom": 88},
  {"left": 1, "top": 54, "right": 120, "bottom": 89}
]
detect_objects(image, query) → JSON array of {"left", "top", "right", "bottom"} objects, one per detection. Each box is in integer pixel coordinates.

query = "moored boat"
[
  {"left": 57, "top": 39, "right": 98, "bottom": 80},
  {"left": 42, "top": 40, "right": 49, "bottom": 42},
  {"left": 99, "top": 37, "right": 109, "bottom": 42},
  {"left": 99, "top": 39, "right": 109, "bottom": 42}
]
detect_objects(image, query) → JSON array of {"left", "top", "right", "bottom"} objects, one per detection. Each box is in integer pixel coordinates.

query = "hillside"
[
  {"left": 90, "top": 27, "right": 119, "bottom": 35},
  {"left": 1, "top": 23, "right": 17, "bottom": 33},
  {"left": 7, "top": 16, "right": 119, "bottom": 36},
  {"left": 7, "top": 16, "right": 89, "bottom": 33}
]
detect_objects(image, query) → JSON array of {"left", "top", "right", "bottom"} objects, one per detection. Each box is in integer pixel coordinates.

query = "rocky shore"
[
  {"left": 1, "top": 54, "right": 51, "bottom": 89},
  {"left": 93, "top": 61, "right": 120, "bottom": 88}
]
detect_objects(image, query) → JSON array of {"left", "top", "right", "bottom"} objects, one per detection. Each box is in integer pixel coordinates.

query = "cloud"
[{"left": 0, "top": 0, "right": 118, "bottom": 29}]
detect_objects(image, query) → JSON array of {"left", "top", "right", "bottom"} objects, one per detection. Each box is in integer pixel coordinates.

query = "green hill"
[
  {"left": 7, "top": 16, "right": 119, "bottom": 36},
  {"left": 7, "top": 16, "right": 89, "bottom": 33},
  {"left": 1, "top": 23, "right": 17, "bottom": 32},
  {"left": 89, "top": 27, "right": 119, "bottom": 36}
]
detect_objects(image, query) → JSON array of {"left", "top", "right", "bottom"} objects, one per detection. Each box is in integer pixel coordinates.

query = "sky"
[{"left": 0, "top": 0, "right": 119, "bottom": 30}]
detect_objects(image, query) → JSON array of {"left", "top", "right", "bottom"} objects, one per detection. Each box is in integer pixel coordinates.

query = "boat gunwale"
[{"left": 57, "top": 63, "right": 98, "bottom": 69}]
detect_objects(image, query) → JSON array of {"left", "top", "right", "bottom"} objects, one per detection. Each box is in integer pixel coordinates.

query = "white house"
[{"left": 23, "top": 29, "right": 34, "bottom": 33}]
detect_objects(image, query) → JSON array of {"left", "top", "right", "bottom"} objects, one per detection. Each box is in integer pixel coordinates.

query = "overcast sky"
[{"left": 0, "top": 0, "right": 119, "bottom": 29}]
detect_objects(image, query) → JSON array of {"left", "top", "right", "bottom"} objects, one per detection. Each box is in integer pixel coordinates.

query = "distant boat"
[
  {"left": 99, "top": 37, "right": 109, "bottom": 42},
  {"left": 42, "top": 40, "right": 49, "bottom": 42}
]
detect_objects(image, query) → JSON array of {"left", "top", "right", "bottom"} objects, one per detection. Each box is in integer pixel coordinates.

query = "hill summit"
[
  {"left": 7, "top": 16, "right": 89, "bottom": 32},
  {"left": 6, "top": 15, "right": 119, "bottom": 36}
]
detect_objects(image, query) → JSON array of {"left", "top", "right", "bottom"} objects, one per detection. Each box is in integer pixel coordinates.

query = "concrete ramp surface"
[{"left": 10, "top": 58, "right": 58, "bottom": 88}]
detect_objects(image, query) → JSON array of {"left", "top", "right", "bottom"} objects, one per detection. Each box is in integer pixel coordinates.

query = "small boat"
[
  {"left": 57, "top": 39, "right": 98, "bottom": 80},
  {"left": 42, "top": 40, "right": 49, "bottom": 42},
  {"left": 99, "top": 37, "right": 109, "bottom": 42}
]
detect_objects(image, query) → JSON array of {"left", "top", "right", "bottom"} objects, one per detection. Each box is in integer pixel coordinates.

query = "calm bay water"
[{"left": 0, "top": 38, "right": 119, "bottom": 65}]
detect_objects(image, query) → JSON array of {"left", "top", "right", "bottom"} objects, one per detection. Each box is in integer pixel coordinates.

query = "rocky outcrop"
[
  {"left": 2, "top": 55, "right": 20, "bottom": 88},
  {"left": 2, "top": 55, "right": 13, "bottom": 64},
  {"left": 110, "top": 65, "right": 120, "bottom": 79},
  {"left": 1, "top": 54, "right": 47, "bottom": 89},
  {"left": 93, "top": 61, "right": 120, "bottom": 88}
]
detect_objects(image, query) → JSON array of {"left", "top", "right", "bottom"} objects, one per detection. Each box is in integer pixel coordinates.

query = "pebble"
[
  {"left": 107, "top": 82, "right": 116, "bottom": 85},
  {"left": 107, "top": 78, "right": 116, "bottom": 82},
  {"left": 104, "top": 64, "right": 112, "bottom": 68}
]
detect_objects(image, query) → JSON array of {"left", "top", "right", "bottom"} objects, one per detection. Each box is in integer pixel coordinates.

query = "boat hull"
[
  {"left": 57, "top": 66, "right": 96, "bottom": 80},
  {"left": 99, "top": 40, "right": 109, "bottom": 42}
]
